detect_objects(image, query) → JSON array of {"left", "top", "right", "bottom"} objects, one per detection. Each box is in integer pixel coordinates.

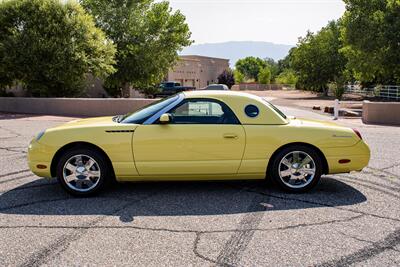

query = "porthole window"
[{"left": 245, "top": 105, "right": 259, "bottom": 118}]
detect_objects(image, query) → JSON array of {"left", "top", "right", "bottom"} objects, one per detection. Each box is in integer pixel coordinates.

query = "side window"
[
  {"left": 173, "top": 101, "right": 223, "bottom": 117},
  {"left": 167, "top": 99, "right": 239, "bottom": 124}
]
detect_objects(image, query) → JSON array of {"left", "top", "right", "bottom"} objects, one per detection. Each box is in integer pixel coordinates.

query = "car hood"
[
  {"left": 50, "top": 116, "right": 138, "bottom": 131},
  {"left": 57, "top": 116, "right": 115, "bottom": 128}
]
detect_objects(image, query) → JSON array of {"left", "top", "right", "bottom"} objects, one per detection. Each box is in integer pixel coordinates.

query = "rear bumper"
[{"left": 324, "top": 140, "right": 370, "bottom": 174}]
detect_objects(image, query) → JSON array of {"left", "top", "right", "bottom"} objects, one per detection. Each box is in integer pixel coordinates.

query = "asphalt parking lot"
[{"left": 0, "top": 107, "right": 399, "bottom": 266}]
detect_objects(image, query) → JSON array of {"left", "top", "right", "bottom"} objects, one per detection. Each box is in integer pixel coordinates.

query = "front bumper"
[{"left": 28, "top": 138, "right": 54, "bottom": 178}]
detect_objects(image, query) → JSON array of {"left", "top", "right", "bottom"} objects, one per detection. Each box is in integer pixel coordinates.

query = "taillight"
[{"left": 353, "top": 128, "right": 362, "bottom": 140}]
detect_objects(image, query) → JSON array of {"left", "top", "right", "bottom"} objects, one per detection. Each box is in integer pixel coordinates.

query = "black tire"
[
  {"left": 269, "top": 145, "right": 322, "bottom": 193},
  {"left": 56, "top": 147, "right": 113, "bottom": 196}
]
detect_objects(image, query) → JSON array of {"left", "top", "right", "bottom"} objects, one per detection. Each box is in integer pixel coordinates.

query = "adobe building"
[{"left": 166, "top": 55, "right": 230, "bottom": 89}]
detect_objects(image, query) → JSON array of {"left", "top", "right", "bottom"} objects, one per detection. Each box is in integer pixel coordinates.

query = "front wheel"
[
  {"left": 56, "top": 148, "right": 112, "bottom": 196},
  {"left": 269, "top": 145, "right": 323, "bottom": 193}
]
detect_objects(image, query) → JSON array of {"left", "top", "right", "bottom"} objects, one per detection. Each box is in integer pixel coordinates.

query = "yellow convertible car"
[{"left": 28, "top": 91, "right": 370, "bottom": 196}]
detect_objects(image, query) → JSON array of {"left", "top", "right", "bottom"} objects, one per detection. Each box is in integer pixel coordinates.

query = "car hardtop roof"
[
  {"left": 182, "top": 90, "right": 262, "bottom": 101},
  {"left": 182, "top": 90, "right": 287, "bottom": 125}
]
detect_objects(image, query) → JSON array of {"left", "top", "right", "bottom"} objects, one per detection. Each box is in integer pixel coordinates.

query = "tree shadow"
[
  {"left": 0, "top": 177, "right": 367, "bottom": 223},
  {"left": 0, "top": 113, "right": 42, "bottom": 120},
  {"left": 0, "top": 112, "right": 85, "bottom": 121}
]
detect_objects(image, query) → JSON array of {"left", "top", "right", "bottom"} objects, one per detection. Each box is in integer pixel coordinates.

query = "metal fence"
[{"left": 345, "top": 85, "right": 400, "bottom": 100}]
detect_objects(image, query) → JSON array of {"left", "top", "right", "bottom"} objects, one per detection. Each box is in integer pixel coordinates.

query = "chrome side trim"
[{"left": 143, "top": 94, "right": 185, "bottom": 125}]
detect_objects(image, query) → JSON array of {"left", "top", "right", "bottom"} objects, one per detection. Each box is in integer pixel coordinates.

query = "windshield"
[
  {"left": 120, "top": 95, "right": 179, "bottom": 124},
  {"left": 262, "top": 99, "right": 287, "bottom": 119}
]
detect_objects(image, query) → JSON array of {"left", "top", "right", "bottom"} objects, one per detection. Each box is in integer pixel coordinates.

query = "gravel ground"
[{"left": 0, "top": 106, "right": 399, "bottom": 266}]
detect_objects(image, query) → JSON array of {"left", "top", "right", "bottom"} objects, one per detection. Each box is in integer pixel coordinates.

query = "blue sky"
[{"left": 167, "top": 0, "right": 345, "bottom": 45}]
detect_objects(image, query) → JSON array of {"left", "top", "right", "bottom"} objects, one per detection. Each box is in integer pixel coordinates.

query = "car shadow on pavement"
[{"left": 0, "top": 177, "right": 367, "bottom": 222}]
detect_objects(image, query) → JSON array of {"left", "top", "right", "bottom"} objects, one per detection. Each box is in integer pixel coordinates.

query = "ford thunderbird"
[{"left": 28, "top": 91, "right": 370, "bottom": 196}]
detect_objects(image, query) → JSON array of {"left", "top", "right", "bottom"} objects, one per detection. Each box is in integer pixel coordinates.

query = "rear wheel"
[
  {"left": 56, "top": 148, "right": 112, "bottom": 196},
  {"left": 269, "top": 145, "right": 322, "bottom": 192}
]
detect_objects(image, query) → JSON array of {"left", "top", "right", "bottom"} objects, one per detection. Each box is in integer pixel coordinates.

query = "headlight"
[{"left": 35, "top": 130, "right": 46, "bottom": 141}]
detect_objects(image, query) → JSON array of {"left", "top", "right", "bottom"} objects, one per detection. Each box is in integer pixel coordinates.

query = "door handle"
[{"left": 223, "top": 133, "right": 238, "bottom": 139}]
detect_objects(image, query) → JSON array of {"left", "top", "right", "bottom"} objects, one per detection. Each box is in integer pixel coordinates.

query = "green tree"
[
  {"left": 0, "top": 0, "right": 116, "bottom": 97},
  {"left": 258, "top": 67, "right": 271, "bottom": 85},
  {"left": 264, "top": 57, "right": 279, "bottom": 82},
  {"left": 234, "top": 70, "right": 245, "bottom": 84},
  {"left": 217, "top": 69, "right": 235, "bottom": 89},
  {"left": 81, "top": 0, "right": 192, "bottom": 97},
  {"left": 341, "top": 0, "right": 400, "bottom": 84},
  {"left": 277, "top": 48, "right": 296, "bottom": 74},
  {"left": 235, "top": 56, "right": 267, "bottom": 82},
  {"left": 290, "top": 20, "right": 346, "bottom": 94},
  {"left": 276, "top": 69, "right": 298, "bottom": 85}
]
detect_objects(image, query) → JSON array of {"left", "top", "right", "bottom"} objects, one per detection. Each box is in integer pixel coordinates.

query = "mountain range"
[{"left": 180, "top": 41, "right": 294, "bottom": 66}]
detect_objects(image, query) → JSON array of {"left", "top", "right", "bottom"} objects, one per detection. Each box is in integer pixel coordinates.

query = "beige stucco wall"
[
  {"left": 167, "top": 55, "right": 229, "bottom": 89},
  {"left": 167, "top": 58, "right": 201, "bottom": 88},
  {"left": 362, "top": 100, "right": 400, "bottom": 125},
  {"left": 0, "top": 97, "right": 155, "bottom": 117}
]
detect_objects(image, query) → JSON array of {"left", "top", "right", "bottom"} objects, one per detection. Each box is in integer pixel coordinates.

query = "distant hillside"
[{"left": 180, "top": 41, "right": 294, "bottom": 66}]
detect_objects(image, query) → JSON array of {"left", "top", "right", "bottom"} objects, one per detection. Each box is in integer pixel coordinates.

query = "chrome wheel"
[
  {"left": 278, "top": 151, "right": 316, "bottom": 189},
  {"left": 62, "top": 154, "right": 101, "bottom": 192}
]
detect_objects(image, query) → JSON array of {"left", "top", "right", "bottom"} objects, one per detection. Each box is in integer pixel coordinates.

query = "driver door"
[{"left": 133, "top": 98, "right": 245, "bottom": 176}]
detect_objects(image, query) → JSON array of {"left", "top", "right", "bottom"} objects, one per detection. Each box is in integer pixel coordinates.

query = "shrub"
[
  {"left": 258, "top": 67, "right": 271, "bottom": 85},
  {"left": 328, "top": 82, "right": 345, "bottom": 100},
  {"left": 217, "top": 69, "right": 235, "bottom": 89},
  {"left": 234, "top": 70, "right": 245, "bottom": 84},
  {"left": 276, "top": 69, "right": 298, "bottom": 85}
]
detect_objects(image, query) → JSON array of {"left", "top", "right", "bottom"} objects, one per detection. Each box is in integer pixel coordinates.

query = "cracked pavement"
[{"left": 0, "top": 108, "right": 399, "bottom": 266}]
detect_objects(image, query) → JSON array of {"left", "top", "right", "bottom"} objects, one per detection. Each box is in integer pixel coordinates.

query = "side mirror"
[{"left": 159, "top": 113, "right": 171, "bottom": 124}]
